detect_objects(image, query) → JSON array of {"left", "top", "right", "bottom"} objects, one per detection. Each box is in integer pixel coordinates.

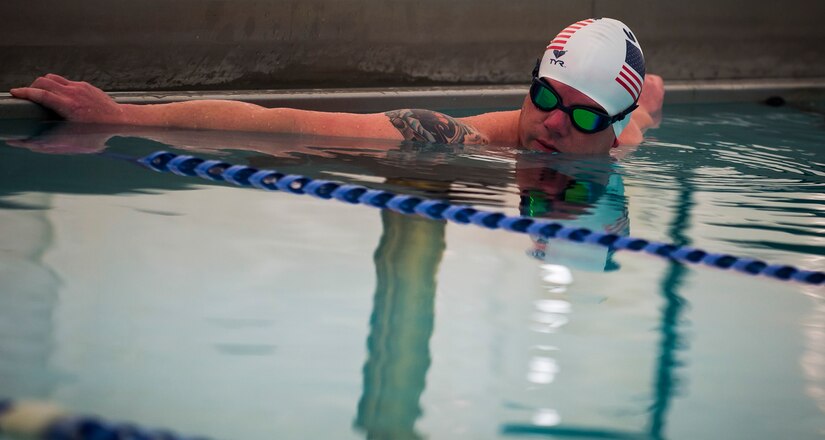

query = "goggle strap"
[{"left": 611, "top": 103, "right": 639, "bottom": 123}]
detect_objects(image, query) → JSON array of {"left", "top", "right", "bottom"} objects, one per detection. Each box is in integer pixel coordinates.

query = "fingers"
[
  {"left": 8, "top": 87, "right": 71, "bottom": 112},
  {"left": 6, "top": 137, "right": 108, "bottom": 155},
  {"left": 6, "top": 139, "right": 75, "bottom": 154},
  {"left": 8, "top": 74, "right": 72, "bottom": 97},
  {"left": 9, "top": 74, "right": 75, "bottom": 109},
  {"left": 5, "top": 140, "right": 37, "bottom": 150},
  {"left": 5, "top": 139, "right": 59, "bottom": 153},
  {"left": 30, "top": 75, "right": 67, "bottom": 91},
  {"left": 44, "top": 73, "right": 71, "bottom": 85}
]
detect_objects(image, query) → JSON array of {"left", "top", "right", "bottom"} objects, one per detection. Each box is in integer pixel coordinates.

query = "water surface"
[{"left": 0, "top": 102, "right": 823, "bottom": 439}]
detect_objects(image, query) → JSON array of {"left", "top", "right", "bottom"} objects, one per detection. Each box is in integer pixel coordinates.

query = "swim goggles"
[{"left": 529, "top": 62, "right": 638, "bottom": 134}]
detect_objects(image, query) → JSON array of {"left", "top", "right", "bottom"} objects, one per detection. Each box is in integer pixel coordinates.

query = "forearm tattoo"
[{"left": 385, "top": 109, "right": 487, "bottom": 145}]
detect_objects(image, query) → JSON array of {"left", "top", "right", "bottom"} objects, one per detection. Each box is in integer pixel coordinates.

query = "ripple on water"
[{"left": 623, "top": 103, "right": 825, "bottom": 262}]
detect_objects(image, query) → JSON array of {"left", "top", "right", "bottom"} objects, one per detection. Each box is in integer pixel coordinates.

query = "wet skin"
[
  {"left": 9, "top": 73, "right": 664, "bottom": 153},
  {"left": 517, "top": 78, "right": 618, "bottom": 155}
]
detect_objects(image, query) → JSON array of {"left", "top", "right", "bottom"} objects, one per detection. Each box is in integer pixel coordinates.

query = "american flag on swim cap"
[
  {"left": 615, "top": 39, "right": 645, "bottom": 100},
  {"left": 546, "top": 19, "right": 595, "bottom": 51}
]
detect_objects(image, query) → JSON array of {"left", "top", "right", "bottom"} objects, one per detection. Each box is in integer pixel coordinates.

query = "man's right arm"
[
  {"left": 10, "top": 74, "right": 404, "bottom": 141},
  {"left": 10, "top": 74, "right": 491, "bottom": 146}
]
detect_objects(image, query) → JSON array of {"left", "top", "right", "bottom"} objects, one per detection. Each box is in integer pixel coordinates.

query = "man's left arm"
[{"left": 618, "top": 74, "right": 664, "bottom": 145}]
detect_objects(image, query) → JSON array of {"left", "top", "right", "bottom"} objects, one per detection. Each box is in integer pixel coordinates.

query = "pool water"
[{"left": 0, "top": 101, "right": 823, "bottom": 439}]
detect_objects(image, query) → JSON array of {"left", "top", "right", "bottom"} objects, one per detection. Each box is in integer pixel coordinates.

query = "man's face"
[{"left": 518, "top": 78, "right": 617, "bottom": 155}]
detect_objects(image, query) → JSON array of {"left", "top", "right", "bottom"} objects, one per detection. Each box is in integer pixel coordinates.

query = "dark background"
[{"left": 3, "top": 0, "right": 824, "bottom": 91}]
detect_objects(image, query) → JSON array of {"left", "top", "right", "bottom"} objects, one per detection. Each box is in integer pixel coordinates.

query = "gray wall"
[{"left": 2, "top": 0, "right": 824, "bottom": 91}]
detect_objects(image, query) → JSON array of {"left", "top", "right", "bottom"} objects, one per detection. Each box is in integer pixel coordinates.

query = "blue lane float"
[
  {"left": 0, "top": 399, "right": 211, "bottom": 440},
  {"left": 139, "top": 150, "right": 824, "bottom": 286}
]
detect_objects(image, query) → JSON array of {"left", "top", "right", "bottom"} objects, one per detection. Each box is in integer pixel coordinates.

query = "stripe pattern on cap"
[
  {"left": 546, "top": 19, "right": 595, "bottom": 51},
  {"left": 615, "top": 39, "right": 645, "bottom": 100}
]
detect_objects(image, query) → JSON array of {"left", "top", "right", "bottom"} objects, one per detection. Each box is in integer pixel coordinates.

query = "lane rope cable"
[
  {"left": 136, "top": 150, "right": 823, "bottom": 286},
  {"left": 2, "top": 149, "right": 821, "bottom": 440}
]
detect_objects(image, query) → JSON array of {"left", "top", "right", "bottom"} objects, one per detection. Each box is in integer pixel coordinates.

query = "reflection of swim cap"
[
  {"left": 527, "top": 173, "right": 628, "bottom": 272},
  {"left": 538, "top": 18, "right": 645, "bottom": 138}
]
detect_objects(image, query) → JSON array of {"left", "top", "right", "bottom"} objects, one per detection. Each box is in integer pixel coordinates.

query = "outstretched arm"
[
  {"left": 10, "top": 74, "right": 402, "bottom": 140},
  {"left": 10, "top": 74, "right": 489, "bottom": 146}
]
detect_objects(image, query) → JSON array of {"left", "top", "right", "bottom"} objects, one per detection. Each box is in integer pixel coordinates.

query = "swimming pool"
[{"left": 0, "top": 100, "right": 823, "bottom": 439}]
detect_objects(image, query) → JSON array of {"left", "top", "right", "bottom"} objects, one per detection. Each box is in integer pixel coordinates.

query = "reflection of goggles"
[
  {"left": 529, "top": 76, "right": 637, "bottom": 134},
  {"left": 520, "top": 180, "right": 598, "bottom": 216},
  {"left": 521, "top": 190, "right": 552, "bottom": 217}
]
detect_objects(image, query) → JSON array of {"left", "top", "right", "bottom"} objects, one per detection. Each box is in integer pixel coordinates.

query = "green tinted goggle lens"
[
  {"left": 529, "top": 79, "right": 612, "bottom": 134},
  {"left": 571, "top": 108, "right": 603, "bottom": 132},
  {"left": 534, "top": 86, "right": 559, "bottom": 109}
]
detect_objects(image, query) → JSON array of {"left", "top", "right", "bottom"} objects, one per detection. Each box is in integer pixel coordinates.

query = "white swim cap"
[{"left": 538, "top": 18, "right": 645, "bottom": 138}]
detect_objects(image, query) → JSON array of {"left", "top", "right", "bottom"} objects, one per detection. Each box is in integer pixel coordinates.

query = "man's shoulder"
[
  {"left": 384, "top": 108, "right": 490, "bottom": 145},
  {"left": 458, "top": 110, "right": 521, "bottom": 146},
  {"left": 381, "top": 108, "right": 521, "bottom": 146}
]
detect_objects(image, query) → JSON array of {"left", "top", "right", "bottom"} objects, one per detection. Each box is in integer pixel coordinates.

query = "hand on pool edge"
[{"left": 10, "top": 74, "right": 129, "bottom": 125}]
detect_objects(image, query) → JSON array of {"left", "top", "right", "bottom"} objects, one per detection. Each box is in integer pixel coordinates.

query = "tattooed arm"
[
  {"left": 384, "top": 109, "right": 488, "bottom": 145},
  {"left": 11, "top": 75, "right": 496, "bottom": 145}
]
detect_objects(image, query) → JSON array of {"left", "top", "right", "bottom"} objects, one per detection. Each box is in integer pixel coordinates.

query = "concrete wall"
[{"left": 2, "top": 0, "right": 824, "bottom": 91}]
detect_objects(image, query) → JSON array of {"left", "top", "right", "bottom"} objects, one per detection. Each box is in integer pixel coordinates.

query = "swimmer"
[{"left": 9, "top": 18, "right": 664, "bottom": 155}]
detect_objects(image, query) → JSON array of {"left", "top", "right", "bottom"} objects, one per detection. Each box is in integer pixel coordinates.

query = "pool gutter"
[{"left": 1, "top": 78, "right": 824, "bottom": 120}]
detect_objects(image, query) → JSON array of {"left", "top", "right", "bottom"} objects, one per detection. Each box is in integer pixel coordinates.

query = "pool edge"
[{"left": 2, "top": 78, "right": 825, "bottom": 120}]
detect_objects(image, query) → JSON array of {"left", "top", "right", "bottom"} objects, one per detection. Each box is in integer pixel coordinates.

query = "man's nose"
[{"left": 542, "top": 110, "right": 570, "bottom": 135}]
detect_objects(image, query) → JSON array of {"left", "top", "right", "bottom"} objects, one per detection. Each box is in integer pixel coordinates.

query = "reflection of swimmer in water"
[
  {"left": 11, "top": 18, "right": 663, "bottom": 156},
  {"left": 12, "top": 18, "right": 658, "bottom": 275},
  {"left": 5, "top": 19, "right": 665, "bottom": 437},
  {"left": 352, "top": 165, "right": 629, "bottom": 436},
  {"left": 516, "top": 153, "right": 629, "bottom": 272}
]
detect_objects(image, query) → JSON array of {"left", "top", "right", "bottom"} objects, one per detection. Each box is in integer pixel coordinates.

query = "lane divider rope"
[
  {"left": 141, "top": 151, "right": 823, "bottom": 286},
  {"left": 3, "top": 150, "right": 822, "bottom": 440},
  {"left": 0, "top": 399, "right": 210, "bottom": 440}
]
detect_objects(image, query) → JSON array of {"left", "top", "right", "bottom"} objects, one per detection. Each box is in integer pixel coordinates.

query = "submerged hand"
[{"left": 10, "top": 74, "right": 128, "bottom": 124}]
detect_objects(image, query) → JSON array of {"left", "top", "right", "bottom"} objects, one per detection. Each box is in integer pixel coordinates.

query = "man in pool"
[{"left": 10, "top": 18, "right": 664, "bottom": 155}]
